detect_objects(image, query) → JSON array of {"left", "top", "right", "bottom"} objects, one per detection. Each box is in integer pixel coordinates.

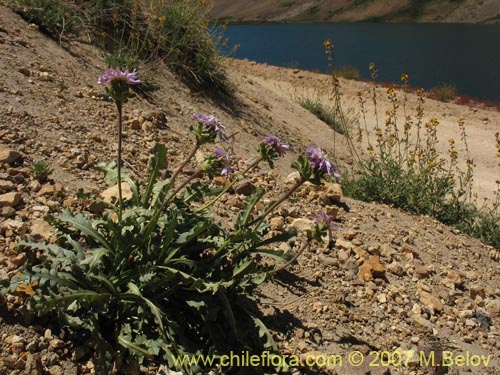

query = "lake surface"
[{"left": 223, "top": 23, "right": 500, "bottom": 101}]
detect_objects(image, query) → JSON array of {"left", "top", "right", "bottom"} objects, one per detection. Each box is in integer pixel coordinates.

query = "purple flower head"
[
  {"left": 305, "top": 145, "right": 340, "bottom": 178},
  {"left": 98, "top": 68, "right": 141, "bottom": 85},
  {"left": 263, "top": 135, "right": 289, "bottom": 157},
  {"left": 194, "top": 114, "right": 228, "bottom": 141},
  {"left": 312, "top": 209, "right": 340, "bottom": 248},
  {"left": 214, "top": 147, "right": 231, "bottom": 176}
]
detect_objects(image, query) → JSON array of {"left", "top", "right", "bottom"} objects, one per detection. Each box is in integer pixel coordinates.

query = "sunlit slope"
[{"left": 211, "top": 0, "right": 500, "bottom": 23}]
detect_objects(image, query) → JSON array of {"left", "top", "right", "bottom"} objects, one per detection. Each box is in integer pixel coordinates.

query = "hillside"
[
  {"left": 211, "top": 0, "right": 500, "bottom": 23},
  {"left": 0, "top": 3, "right": 499, "bottom": 375}
]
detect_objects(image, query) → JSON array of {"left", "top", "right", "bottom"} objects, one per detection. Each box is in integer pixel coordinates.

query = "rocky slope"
[
  {"left": 211, "top": 0, "right": 500, "bottom": 24},
  {"left": 0, "top": 4, "right": 499, "bottom": 375}
]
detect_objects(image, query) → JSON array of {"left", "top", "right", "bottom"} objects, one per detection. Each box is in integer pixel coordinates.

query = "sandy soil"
[{"left": 225, "top": 58, "right": 500, "bottom": 203}]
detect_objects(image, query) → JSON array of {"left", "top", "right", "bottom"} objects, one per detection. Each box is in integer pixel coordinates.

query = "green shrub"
[
  {"left": 298, "top": 98, "right": 348, "bottom": 135},
  {"left": 11, "top": 0, "right": 80, "bottom": 37},
  {"left": 10, "top": 0, "right": 231, "bottom": 90},
  {"left": 335, "top": 65, "right": 360, "bottom": 80},
  {"left": 31, "top": 159, "right": 53, "bottom": 183},
  {"left": 429, "top": 83, "right": 457, "bottom": 102},
  {"left": 338, "top": 64, "right": 500, "bottom": 250}
]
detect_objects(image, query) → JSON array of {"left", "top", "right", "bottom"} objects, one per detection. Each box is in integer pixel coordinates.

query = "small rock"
[
  {"left": 28, "top": 180, "right": 42, "bottom": 192},
  {"left": 377, "top": 293, "right": 387, "bottom": 303},
  {"left": 100, "top": 183, "right": 133, "bottom": 203},
  {"left": 233, "top": 180, "right": 256, "bottom": 196},
  {"left": 318, "top": 182, "right": 342, "bottom": 203},
  {"left": 141, "top": 120, "right": 154, "bottom": 132},
  {"left": 380, "top": 243, "right": 396, "bottom": 258},
  {"left": 0, "top": 192, "right": 22, "bottom": 207},
  {"left": 48, "top": 365, "right": 64, "bottom": 375},
  {"left": 11, "top": 253, "right": 26, "bottom": 267},
  {"left": 0, "top": 146, "right": 22, "bottom": 164},
  {"left": 44, "top": 329, "right": 53, "bottom": 340},
  {"left": 485, "top": 299, "right": 500, "bottom": 318},
  {"left": 458, "top": 310, "right": 475, "bottom": 319},
  {"left": 335, "top": 239, "right": 354, "bottom": 251},
  {"left": 286, "top": 171, "right": 301, "bottom": 184},
  {"left": 38, "top": 183, "right": 64, "bottom": 197},
  {"left": 1, "top": 206, "right": 16, "bottom": 218},
  {"left": 212, "top": 176, "right": 228, "bottom": 187},
  {"left": 291, "top": 218, "right": 313, "bottom": 231},
  {"left": 226, "top": 196, "right": 243, "bottom": 209},
  {"left": 419, "top": 291, "right": 444, "bottom": 313},
  {"left": 469, "top": 284, "right": 485, "bottom": 300},
  {"left": 25, "top": 354, "right": 43, "bottom": 375},
  {"left": 387, "top": 261, "right": 405, "bottom": 276},
  {"left": 270, "top": 216, "right": 285, "bottom": 231},
  {"left": 414, "top": 264, "right": 431, "bottom": 279},
  {"left": 49, "top": 338, "right": 65, "bottom": 349},
  {"left": 30, "top": 219, "right": 53, "bottom": 242},
  {"left": 0, "top": 179, "right": 15, "bottom": 191}
]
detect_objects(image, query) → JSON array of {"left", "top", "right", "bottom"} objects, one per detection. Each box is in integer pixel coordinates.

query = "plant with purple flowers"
[
  {"left": 312, "top": 209, "right": 340, "bottom": 249},
  {"left": 193, "top": 113, "right": 228, "bottom": 142},
  {"left": 259, "top": 135, "right": 289, "bottom": 167},
  {"left": 9, "top": 77, "right": 342, "bottom": 375},
  {"left": 98, "top": 67, "right": 141, "bottom": 221}
]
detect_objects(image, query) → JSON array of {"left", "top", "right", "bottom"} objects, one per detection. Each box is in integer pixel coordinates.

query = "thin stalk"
[
  {"left": 269, "top": 239, "right": 310, "bottom": 274},
  {"left": 163, "top": 168, "right": 202, "bottom": 208},
  {"left": 196, "top": 157, "right": 263, "bottom": 212},
  {"left": 248, "top": 179, "right": 304, "bottom": 227},
  {"left": 148, "top": 167, "right": 202, "bottom": 229},
  {"left": 144, "top": 143, "right": 200, "bottom": 233},
  {"left": 117, "top": 102, "right": 123, "bottom": 221},
  {"left": 170, "top": 142, "right": 199, "bottom": 187}
]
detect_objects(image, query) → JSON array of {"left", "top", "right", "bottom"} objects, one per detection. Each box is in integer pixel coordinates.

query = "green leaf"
[
  {"left": 236, "top": 188, "right": 265, "bottom": 229},
  {"left": 251, "top": 248, "right": 294, "bottom": 263},
  {"left": 232, "top": 259, "right": 253, "bottom": 278},
  {"left": 142, "top": 143, "right": 167, "bottom": 207},
  {"left": 123, "top": 282, "right": 166, "bottom": 337},
  {"left": 57, "top": 210, "right": 112, "bottom": 252},
  {"left": 30, "top": 291, "right": 111, "bottom": 316},
  {"left": 217, "top": 290, "right": 238, "bottom": 337}
]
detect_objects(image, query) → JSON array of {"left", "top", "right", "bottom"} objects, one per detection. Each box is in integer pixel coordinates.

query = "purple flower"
[
  {"left": 194, "top": 114, "right": 228, "bottom": 141},
  {"left": 312, "top": 209, "right": 340, "bottom": 247},
  {"left": 263, "top": 135, "right": 289, "bottom": 157},
  {"left": 98, "top": 68, "right": 141, "bottom": 85},
  {"left": 305, "top": 145, "right": 340, "bottom": 178},
  {"left": 214, "top": 147, "right": 231, "bottom": 176}
]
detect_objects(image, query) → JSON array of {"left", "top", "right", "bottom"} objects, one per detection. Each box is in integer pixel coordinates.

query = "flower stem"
[
  {"left": 162, "top": 168, "right": 202, "bottom": 208},
  {"left": 117, "top": 103, "right": 123, "bottom": 222},
  {"left": 269, "top": 239, "right": 310, "bottom": 274},
  {"left": 195, "top": 157, "right": 263, "bottom": 213},
  {"left": 248, "top": 179, "right": 304, "bottom": 227},
  {"left": 170, "top": 142, "right": 199, "bottom": 188}
]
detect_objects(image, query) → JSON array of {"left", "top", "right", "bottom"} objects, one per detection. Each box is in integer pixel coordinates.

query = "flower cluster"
[
  {"left": 214, "top": 147, "right": 231, "bottom": 176},
  {"left": 98, "top": 67, "right": 141, "bottom": 105},
  {"left": 263, "top": 135, "right": 289, "bottom": 157},
  {"left": 259, "top": 135, "right": 289, "bottom": 167},
  {"left": 312, "top": 209, "right": 340, "bottom": 248},
  {"left": 98, "top": 68, "right": 141, "bottom": 85},
  {"left": 194, "top": 114, "right": 228, "bottom": 141},
  {"left": 305, "top": 145, "right": 340, "bottom": 178}
]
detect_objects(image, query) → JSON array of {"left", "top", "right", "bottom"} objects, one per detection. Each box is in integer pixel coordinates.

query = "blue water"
[{"left": 223, "top": 23, "right": 500, "bottom": 101}]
